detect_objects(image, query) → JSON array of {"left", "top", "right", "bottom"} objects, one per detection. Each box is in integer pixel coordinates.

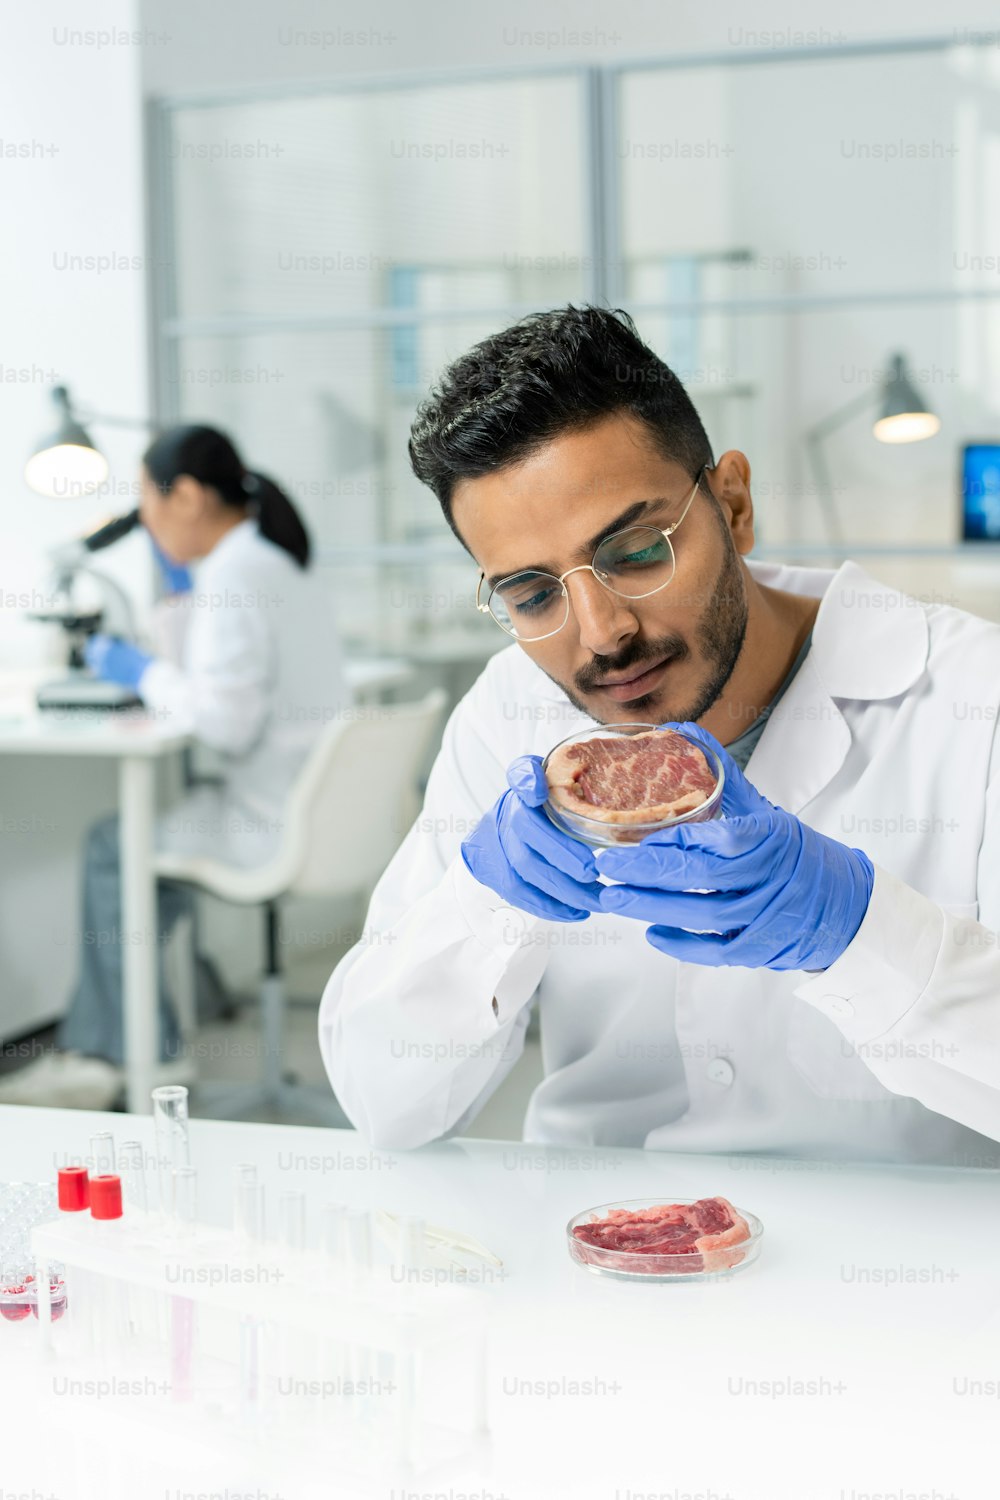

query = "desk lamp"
[{"left": 805, "top": 352, "right": 941, "bottom": 544}]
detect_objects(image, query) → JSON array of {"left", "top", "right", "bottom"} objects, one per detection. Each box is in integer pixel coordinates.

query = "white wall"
[
  {"left": 0, "top": 0, "right": 151, "bottom": 667},
  {"left": 0, "top": 0, "right": 150, "bottom": 1037}
]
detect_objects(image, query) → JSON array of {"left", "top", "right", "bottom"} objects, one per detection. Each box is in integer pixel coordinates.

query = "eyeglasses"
[{"left": 476, "top": 467, "right": 706, "bottom": 642}]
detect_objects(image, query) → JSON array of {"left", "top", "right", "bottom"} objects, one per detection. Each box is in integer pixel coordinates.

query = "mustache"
[{"left": 575, "top": 635, "right": 688, "bottom": 694}]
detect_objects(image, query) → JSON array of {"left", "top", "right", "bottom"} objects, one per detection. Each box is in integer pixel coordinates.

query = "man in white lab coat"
[{"left": 319, "top": 307, "right": 1000, "bottom": 1165}]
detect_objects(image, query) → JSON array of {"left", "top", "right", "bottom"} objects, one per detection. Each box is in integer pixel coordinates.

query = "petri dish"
[
  {"left": 567, "top": 1196, "right": 763, "bottom": 1282},
  {"left": 542, "top": 724, "right": 724, "bottom": 848}
]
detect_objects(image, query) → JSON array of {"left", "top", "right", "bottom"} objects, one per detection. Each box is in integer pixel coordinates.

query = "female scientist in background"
[{"left": 0, "top": 424, "right": 350, "bottom": 1109}]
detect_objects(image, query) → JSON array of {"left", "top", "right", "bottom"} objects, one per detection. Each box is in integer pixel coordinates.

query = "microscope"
[{"left": 31, "top": 509, "right": 144, "bottom": 710}]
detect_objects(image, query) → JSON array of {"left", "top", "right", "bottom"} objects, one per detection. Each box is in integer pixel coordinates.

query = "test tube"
[
  {"left": 317, "top": 1202, "right": 349, "bottom": 1433},
  {"left": 89, "top": 1176, "right": 128, "bottom": 1368},
  {"left": 169, "top": 1165, "right": 197, "bottom": 1402},
  {"left": 345, "top": 1208, "right": 373, "bottom": 1280},
  {"left": 277, "top": 1190, "right": 306, "bottom": 1253},
  {"left": 393, "top": 1215, "right": 425, "bottom": 1465},
  {"left": 53, "top": 1169, "right": 90, "bottom": 1355},
  {"left": 275, "top": 1189, "right": 308, "bottom": 1423},
  {"left": 117, "top": 1141, "right": 148, "bottom": 1213},
  {"left": 89, "top": 1132, "right": 115, "bottom": 1177},
  {"left": 152, "top": 1086, "right": 190, "bottom": 1219},
  {"left": 233, "top": 1164, "right": 259, "bottom": 1245},
  {"left": 398, "top": 1215, "right": 425, "bottom": 1276},
  {"left": 172, "top": 1166, "right": 197, "bottom": 1235},
  {"left": 116, "top": 1142, "right": 151, "bottom": 1342},
  {"left": 344, "top": 1209, "right": 375, "bottom": 1436},
  {"left": 232, "top": 1165, "right": 261, "bottom": 1422},
  {"left": 323, "top": 1202, "right": 347, "bottom": 1267}
]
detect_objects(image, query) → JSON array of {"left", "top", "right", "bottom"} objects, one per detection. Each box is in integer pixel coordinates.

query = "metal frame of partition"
[{"left": 145, "top": 32, "right": 1000, "bottom": 560}]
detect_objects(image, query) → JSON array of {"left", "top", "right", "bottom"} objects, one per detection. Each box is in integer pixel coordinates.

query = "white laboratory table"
[
  {"left": 0, "top": 658, "right": 416, "bottom": 1112},
  {"left": 0, "top": 657, "right": 415, "bottom": 710},
  {"left": 0, "top": 696, "right": 190, "bottom": 1114},
  {"left": 344, "top": 655, "right": 416, "bottom": 702},
  {"left": 1, "top": 1104, "right": 998, "bottom": 1500},
  {"left": 399, "top": 629, "right": 501, "bottom": 702}
]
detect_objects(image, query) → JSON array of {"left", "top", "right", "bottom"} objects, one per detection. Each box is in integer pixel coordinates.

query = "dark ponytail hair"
[{"left": 143, "top": 424, "right": 311, "bottom": 568}]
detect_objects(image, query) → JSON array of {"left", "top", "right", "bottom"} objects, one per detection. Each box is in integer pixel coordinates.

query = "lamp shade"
[
  {"left": 25, "top": 386, "right": 109, "bottom": 497},
  {"left": 873, "top": 353, "right": 941, "bottom": 444}
]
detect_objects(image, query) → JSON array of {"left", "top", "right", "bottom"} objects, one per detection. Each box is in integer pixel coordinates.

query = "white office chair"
[{"left": 154, "top": 689, "right": 447, "bottom": 1123}]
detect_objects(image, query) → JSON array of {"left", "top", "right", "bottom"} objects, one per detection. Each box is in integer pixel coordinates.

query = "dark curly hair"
[{"left": 408, "top": 305, "right": 714, "bottom": 542}]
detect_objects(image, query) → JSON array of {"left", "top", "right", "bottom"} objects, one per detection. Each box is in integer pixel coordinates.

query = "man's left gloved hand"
[
  {"left": 596, "top": 721, "right": 874, "bottom": 972},
  {"left": 84, "top": 633, "right": 154, "bottom": 692}
]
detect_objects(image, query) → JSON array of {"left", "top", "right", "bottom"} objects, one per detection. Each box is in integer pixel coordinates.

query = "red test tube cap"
[
  {"left": 57, "top": 1167, "right": 90, "bottom": 1212},
  {"left": 89, "top": 1174, "right": 123, "bottom": 1220}
]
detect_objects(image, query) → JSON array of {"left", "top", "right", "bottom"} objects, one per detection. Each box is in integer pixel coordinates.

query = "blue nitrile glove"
[
  {"left": 149, "top": 535, "right": 192, "bottom": 594},
  {"left": 595, "top": 721, "right": 875, "bottom": 972},
  {"left": 461, "top": 755, "right": 605, "bottom": 923},
  {"left": 84, "top": 633, "right": 154, "bottom": 692}
]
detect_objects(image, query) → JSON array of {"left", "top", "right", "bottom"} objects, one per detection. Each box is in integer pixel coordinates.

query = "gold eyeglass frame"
[{"left": 475, "top": 465, "right": 707, "bottom": 642}]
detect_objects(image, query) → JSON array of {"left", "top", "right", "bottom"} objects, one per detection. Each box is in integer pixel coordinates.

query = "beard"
[{"left": 548, "top": 526, "right": 749, "bottom": 725}]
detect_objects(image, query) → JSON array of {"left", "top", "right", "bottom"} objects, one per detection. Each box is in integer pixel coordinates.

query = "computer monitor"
[{"left": 961, "top": 443, "right": 1000, "bottom": 540}]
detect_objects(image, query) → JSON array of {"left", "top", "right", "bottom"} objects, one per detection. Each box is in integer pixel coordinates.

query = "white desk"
[
  {"left": 344, "top": 655, "right": 417, "bottom": 702},
  {"left": 399, "top": 630, "right": 500, "bottom": 701},
  {"left": 2, "top": 1105, "right": 998, "bottom": 1499},
  {"left": 0, "top": 658, "right": 416, "bottom": 1111},
  {"left": 0, "top": 691, "right": 190, "bottom": 1112}
]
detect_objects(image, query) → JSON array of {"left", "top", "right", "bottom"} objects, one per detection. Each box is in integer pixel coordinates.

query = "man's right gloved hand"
[{"left": 460, "top": 754, "right": 604, "bottom": 923}]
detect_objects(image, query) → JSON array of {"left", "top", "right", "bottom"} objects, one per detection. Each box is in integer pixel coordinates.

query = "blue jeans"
[{"left": 57, "top": 814, "right": 191, "bottom": 1066}]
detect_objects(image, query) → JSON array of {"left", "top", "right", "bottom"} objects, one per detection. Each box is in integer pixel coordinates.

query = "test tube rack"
[{"left": 31, "top": 1205, "right": 491, "bottom": 1478}]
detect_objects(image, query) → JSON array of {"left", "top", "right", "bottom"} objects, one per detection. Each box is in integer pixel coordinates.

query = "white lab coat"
[
  {"left": 319, "top": 558, "right": 1000, "bottom": 1165},
  {"left": 141, "top": 518, "right": 349, "bottom": 867}
]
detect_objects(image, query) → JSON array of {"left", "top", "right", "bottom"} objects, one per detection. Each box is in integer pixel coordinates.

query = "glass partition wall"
[
  {"left": 152, "top": 73, "right": 595, "bottom": 657},
  {"left": 149, "top": 40, "right": 1000, "bottom": 655},
  {"left": 615, "top": 45, "right": 1000, "bottom": 562}
]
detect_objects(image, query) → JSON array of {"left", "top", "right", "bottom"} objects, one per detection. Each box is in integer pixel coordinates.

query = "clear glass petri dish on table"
[{"left": 567, "top": 1195, "right": 763, "bottom": 1282}]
